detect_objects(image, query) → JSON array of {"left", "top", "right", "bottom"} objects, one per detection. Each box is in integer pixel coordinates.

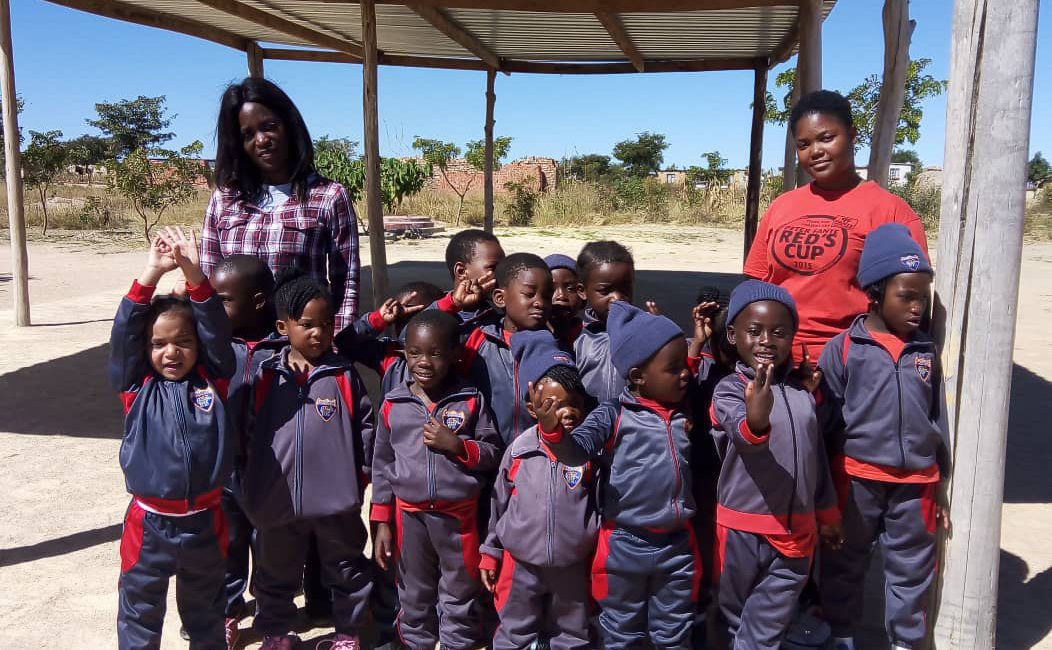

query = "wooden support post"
[
  {"left": 867, "top": 0, "right": 914, "bottom": 188},
  {"left": 361, "top": 0, "right": 388, "bottom": 306},
  {"left": 932, "top": 1, "right": 1039, "bottom": 647},
  {"left": 246, "top": 40, "right": 264, "bottom": 78},
  {"left": 793, "top": 0, "right": 822, "bottom": 188},
  {"left": 483, "top": 68, "right": 496, "bottom": 233},
  {"left": 781, "top": 80, "right": 799, "bottom": 192},
  {"left": 0, "top": 0, "right": 28, "bottom": 326},
  {"left": 744, "top": 63, "right": 767, "bottom": 259}
]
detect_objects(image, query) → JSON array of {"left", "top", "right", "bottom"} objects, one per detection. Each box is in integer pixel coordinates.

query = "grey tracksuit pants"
[
  {"left": 251, "top": 511, "right": 372, "bottom": 637},
  {"left": 820, "top": 478, "right": 938, "bottom": 649},
  {"left": 492, "top": 553, "right": 591, "bottom": 650},
  {"left": 716, "top": 527, "right": 811, "bottom": 650}
]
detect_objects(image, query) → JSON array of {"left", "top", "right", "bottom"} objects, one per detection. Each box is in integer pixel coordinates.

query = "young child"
[
  {"left": 108, "top": 227, "right": 236, "bottom": 650},
  {"left": 573, "top": 240, "right": 635, "bottom": 404},
  {"left": 461, "top": 252, "right": 555, "bottom": 445},
  {"left": 434, "top": 228, "right": 506, "bottom": 325},
  {"left": 709, "top": 280, "right": 840, "bottom": 650},
  {"left": 481, "top": 329, "right": 598, "bottom": 650},
  {"left": 242, "top": 268, "right": 374, "bottom": 650},
  {"left": 209, "top": 254, "right": 282, "bottom": 645},
  {"left": 370, "top": 310, "right": 502, "bottom": 650},
  {"left": 545, "top": 253, "right": 585, "bottom": 348},
  {"left": 538, "top": 301, "right": 699, "bottom": 650},
  {"left": 817, "top": 224, "right": 950, "bottom": 650}
]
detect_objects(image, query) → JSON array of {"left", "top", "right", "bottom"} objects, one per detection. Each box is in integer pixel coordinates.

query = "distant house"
[
  {"left": 658, "top": 169, "right": 690, "bottom": 185},
  {"left": 856, "top": 162, "right": 914, "bottom": 187}
]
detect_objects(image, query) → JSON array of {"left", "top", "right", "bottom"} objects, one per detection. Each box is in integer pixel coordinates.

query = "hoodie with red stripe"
[
  {"left": 108, "top": 279, "right": 238, "bottom": 507},
  {"left": 241, "top": 347, "right": 374, "bottom": 529},
  {"left": 460, "top": 321, "right": 535, "bottom": 446},
  {"left": 709, "top": 362, "right": 839, "bottom": 554},
  {"left": 370, "top": 379, "right": 502, "bottom": 522}
]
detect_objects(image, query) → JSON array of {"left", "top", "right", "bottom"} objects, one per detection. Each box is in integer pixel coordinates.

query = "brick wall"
[{"left": 422, "top": 156, "right": 558, "bottom": 196}]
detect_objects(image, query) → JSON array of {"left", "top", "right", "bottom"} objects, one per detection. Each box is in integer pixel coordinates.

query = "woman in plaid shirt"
[{"left": 201, "top": 78, "right": 360, "bottom": 331}]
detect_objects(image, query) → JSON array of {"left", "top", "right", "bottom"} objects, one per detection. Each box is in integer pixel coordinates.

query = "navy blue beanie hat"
[
  {"left": 856, "top": 223, "right": 933, "bottom": 288},
  {"left": 545, "top": 253, "right": 577, "bottom": 274},
  {"left": 511, "top": 329, "right": 576, "bottom": 399},
  {"left": 607, "top": 301, "right": 684, "bottom": 379},
  {"left": 726, "top": 280, "right": 799, "bottom": 328}
]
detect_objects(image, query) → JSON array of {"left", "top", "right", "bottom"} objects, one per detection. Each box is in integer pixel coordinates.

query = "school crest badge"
[
  {"left": 915, "top": 356, "right": 933, "bottom": 383},
  {"left": 563, "top": 465, "right": 584, "bottom": 490},
  {"left": 443, "top": 409, "right": 466, "bottom": 432},
  {"left": 192, "top": 387, "right": 214, "bottom": 412},
  {"left": 900, "top": 254, "right": 922, "bottom": 272},
  {"left": 316, "top": 397, "right": 339, "bottom": 422}
]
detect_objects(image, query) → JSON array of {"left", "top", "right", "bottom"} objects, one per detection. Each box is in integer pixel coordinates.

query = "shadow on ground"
[{"left": 0, "top": 523, "right": 122, "bottom": 567}]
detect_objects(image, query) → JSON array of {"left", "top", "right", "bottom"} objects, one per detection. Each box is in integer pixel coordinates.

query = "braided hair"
[
  {"left": 537, "top": 364, "right": 597, "bottom": 413},
  {"left": 274, "top": 267, "right": 333, "bottom": 320}
]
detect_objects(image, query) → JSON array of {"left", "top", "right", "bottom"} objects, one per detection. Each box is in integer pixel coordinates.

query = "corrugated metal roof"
[{"left": 49, "top": 0, "right": 837, "bottom": 69}]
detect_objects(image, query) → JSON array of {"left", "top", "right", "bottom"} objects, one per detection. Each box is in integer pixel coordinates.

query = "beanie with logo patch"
[{"left": 856, "top": 223, "right": 933, "bottom": 289}]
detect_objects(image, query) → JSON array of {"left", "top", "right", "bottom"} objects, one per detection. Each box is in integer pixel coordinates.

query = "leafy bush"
[
  {"left": 890, "top": 182, "right": 941, "bottom": 231},
  {"left": 504, "top": 181, "right": 538, "bottom": 226}
]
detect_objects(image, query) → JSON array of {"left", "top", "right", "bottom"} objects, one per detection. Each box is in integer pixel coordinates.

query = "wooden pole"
[
  {"left": 361, "top": 0, "right": 388, "bottom": 305},
  {"left": 483, "top": 68, "right": 496, "bottom": 233},
  {"left": 744, "top": 63, "right": 767, "bottom": 260},
  {"left": 932, "top": 1, "right": 1038, "bottom": 647},
  {"left": 0, "top": 0, "right": 28, "bottom": 326},
  {"left": 867, "top": 0, "right": 914, "bottom": 188},
  {"left": 246, "top": 40, "right": 264, "bottom": 78},
  {"left": 793, "top": 0, "right": 821, "bottom": 187},
  {"left": 781, "top": 80, "right": 799, "bottom": 193}
]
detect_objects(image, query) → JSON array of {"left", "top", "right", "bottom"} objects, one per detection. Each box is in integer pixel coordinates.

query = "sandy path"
[{"left": 0, "top": 226, "right": 1049, "bottom": 649}]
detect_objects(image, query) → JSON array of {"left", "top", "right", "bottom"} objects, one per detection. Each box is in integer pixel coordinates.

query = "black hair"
[
  {"left": 864, "top": 278, "right": 889, "bottom": 304},
  {"left": 577, "top": 240, "right": 634, "bottom": 283},
  {"left": 790, "top": 89, "right": 854, "bottom": 134},
  {"left": 445, "top": 229, "right": 502, "bottom": 276},
  {"left": 146, "top": 294, "right": 195, "bottom": 333},
  {"left": 495, "top": 252, "right": 549, "bottom": 288},
  {"left": 215, "top": 78, "right": 315, "bottom": 205},
  {"left": 695, "top": 285, "right": 729, "bottom": 309},
  {"left": 710, "top": 309, "right": 737, "bottom": 370},
  {"left": 536, "top": 364, "right": 598, "bottom": 414},
  {"left": 274, "top": 267, "right": 332, "bottom": 320},
  {"left": 214, "top": 254, "right": 276, "bottom": 297},
  {"left": 395, "top": 281, "right": 445, "bottom": 306},
  {"left": 405, "top": 309, "right": 460, "bottom": 349}
]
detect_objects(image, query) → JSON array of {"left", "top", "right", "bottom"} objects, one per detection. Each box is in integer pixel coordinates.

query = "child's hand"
[
  {"left": 937, "top": 482, "right": 952, "bottom": 535},
  {"left": 793, "top": 344, "right": 823, "bottom": 394},
  {"left": 451, "top": 272, "right": 496, "bottom": 311},
  {"left": 645, "top": 300, "right": 662, "bottom": 316},
  {"left": 533, "top": 384, "right": 570, "bottom": 434},
  {"left": 820, "top": 522, "right": 844, "bottom": 550},
  {"left": 423, "top": 416, "right": 467, "bottom": 458},
  {"left": 373, "top": 522, "right": 395, "bottom": 570},
  {"left": 692, "top": 301, "right": 719, "bottom": 344},
  {"left": 481, "top": 566, "right": 498, "bottom": 592},
  {"left": 139, "top": 234, "right": 178, "bottom": 286},
  {"left": 159, "top": 227, "right": 206, "bottom": 287},
  {"left": 378, "top": 292, "right": 427, "bottom": 325},
  {"left": 744, "top": 362, "right": 775, "bottom": 434}
]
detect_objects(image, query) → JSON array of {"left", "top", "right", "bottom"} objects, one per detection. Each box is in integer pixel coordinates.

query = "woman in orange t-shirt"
[{"left": 744, "top": 90, "right": 928, "bottom": 362}]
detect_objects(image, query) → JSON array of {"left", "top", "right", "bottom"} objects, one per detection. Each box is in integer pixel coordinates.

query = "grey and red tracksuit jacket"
[
  {"left": 481, "top": 426, "right": 599, "bottom": 570},
  {"left": 370, "top": 380, "right": 502, "bottom": 522},
  {"left": 818, "top": 315, "right": 950, "bottom": 477},
  {"left": 336, "top": 310, "right": 409, "bottom": 398},
  {"left": 709, "top": 362, "right": 840, "bottom": 550},
  {"left": 109, "top": 280, "right": 238, "bottom": 511},
  {"left": 241, "top": 347, "right": 374, "bottom": 530},
  {"left": 542, "top": 389, "right": 695, "bottom": 532},
  {"left": 460, "top": 321, "right": 534, "bottom": 446},
  {"left": 574, "top": 309, "right": 626, "bottom": 405}
]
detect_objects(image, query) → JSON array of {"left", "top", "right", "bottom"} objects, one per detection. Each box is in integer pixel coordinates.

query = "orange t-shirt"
[{"left": 744, "top": 181, "right": 928, "bottom": 362}]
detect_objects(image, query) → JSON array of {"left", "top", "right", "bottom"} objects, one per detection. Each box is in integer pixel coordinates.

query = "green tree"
[
  {"left": 687, "top": 151, "right": 732, "bottom": 187},
  {"left": 0, "top": 95, "right": 24, "bottom": 176},
  {"left": 88, "top": 95, "right": 175, "bottom": 158},
  {"left": 612, "top": 132, "right": 668, "bottom": 177},
  {"left": 22, "top": 130, "right": 71, "bottom": 235},
  {"left": 565, "top": 154, "right": 612, "bottom": 182},
  {"left": 413, "top": 135, "right": 514, "bottom": 225},
  {"left": 763, "top": 69, "right": 797, "bottom": 126},
  {"left": 109, "top": 142, "right": 204, "bottom": 242},
  {"left": 1028, "top": 152, "right": 1051, "bottom": 186},
  {"left": 891, "top": 148, "right": 923, "bottom": 186},
  {"left": 66, "top": 134, "right": 112, "bottom": 168},
  {"left": 315, "top": 147, "right": 429, "bottom": 221},
  {"left": 464, "top": 136, "right": 513, "bottom": 172},
  {"left": 314, "top": 135, "right": 359, "bottom": 159},
  {"left": 846, "top": 58, "right": 946, "bottom": 148}
]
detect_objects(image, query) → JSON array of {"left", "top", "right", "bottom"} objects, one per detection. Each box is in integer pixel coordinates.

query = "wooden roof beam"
[
  {"left": 406, "top": 2, "right": 505, "bottom": 72},
  {"left": 368, "top": 1, "right": 799, "bottom": 12},
  {"left": 44, "top": 0, "right": 249, "bottom": 50},
  {"left": 193, "top": 0, "right": 364, "bottom": 58},
  {"left": 594, "top": 11, "right": 644, "bottom": 72}
]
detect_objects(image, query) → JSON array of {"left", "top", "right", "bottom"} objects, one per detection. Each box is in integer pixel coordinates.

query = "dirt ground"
[{"left": 0, "top": 225, "right": 1049, "bottom": 649}]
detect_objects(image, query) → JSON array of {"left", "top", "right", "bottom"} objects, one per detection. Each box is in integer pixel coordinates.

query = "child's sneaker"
[
  {"left": 224, "top": 617, "right": 240, "bottom": 648},
  {"left": 260, "top": 634, "right": 300, "bottom": 650},
  {"left": 318, "top": 633, "right": 362, "bottom": 650}
]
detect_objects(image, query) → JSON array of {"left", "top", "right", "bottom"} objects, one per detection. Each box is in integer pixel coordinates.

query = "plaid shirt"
[{"left": 200, "top": 177, "right": 360, "bottom": 331}]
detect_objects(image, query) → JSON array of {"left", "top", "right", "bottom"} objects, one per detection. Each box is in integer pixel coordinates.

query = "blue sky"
[{"left": 8, "top": 0, "right": 1051, "bottom": 170}]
